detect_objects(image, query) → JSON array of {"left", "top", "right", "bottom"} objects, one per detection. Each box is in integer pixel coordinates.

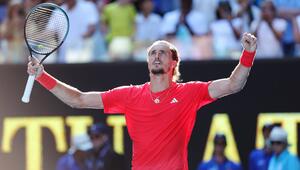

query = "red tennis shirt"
[{"left": 101, "top": 81, "right": 216, "bottom": 170}]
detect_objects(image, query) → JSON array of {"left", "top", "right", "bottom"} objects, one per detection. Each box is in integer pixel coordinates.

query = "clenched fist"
[
  {"left": 241, "top": 32, "right": 257, "bottom": 52},
  {"left": 27, "top": 56, "right": 44, "bottom": 78}
]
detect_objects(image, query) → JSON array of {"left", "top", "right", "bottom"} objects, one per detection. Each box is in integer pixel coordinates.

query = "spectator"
[
  {"left": 272, "top": 0, "right": 300, "bottom": 57},
  {"left": 161, "top": 0, "right": 208, "bottom": 38},
  {"left": 86, "top": 0, "right": 108, "bottom": 62},
  {"left": 268, "top": 127, "right": 300, "bottom": 170},
  {"left": 0, "top": 0, "right": 26, "bottom": 63},
  {"left": 193, "top": 0, "right": 239, "bottom": 24},
  {"left": 161, "top": 0, "right": 209, "bottom": 60},
  {"left": 86, "top": 123, "right": 127, "bottom": 170},
  {"left": 58, "top": 0, "right": 99, "bottom": 63},
  {"left": 102, "top": 0, "right": 136, "bottom": 61},
  {"left": 192, "top": 0, "right": 218, "bottom": 24},
  {"left": 248, "top": 123, "right": 274, "bottom": 170},
  {"left": 251, "top": 1, "right": 287, "bottom": 58},
  {"left": 210, "top": 0, "right": 242, "bottom": 59},
  {"left": 197, "top": 133, "right": 243, "bottom": 170},
  {"left": 236, "top": 0, "right": 261, "bottom": 32},
  {"left": 56, "top": 134, "right": 93, "bottom": 170},
  {"left": 134, "top": 0, "right": 162, "bottom": 61}
]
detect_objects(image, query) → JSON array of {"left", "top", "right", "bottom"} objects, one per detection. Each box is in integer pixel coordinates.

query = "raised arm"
[
  {"left": 27, "top": 58, "right": 104, "bottom": 109},
  {"left": 208, "top": 33, "right": 257, "bottom": 99}
]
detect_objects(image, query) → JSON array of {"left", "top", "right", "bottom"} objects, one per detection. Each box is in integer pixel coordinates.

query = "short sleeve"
[
  {"left": 187, "top": 81, "right": 216, "bottom": 110},
  {"left": 188, "top": 11, "right": 209, "bottom": 35},
  {"left": 101, "top": 85, "right": 132, "bottom": 114},
  {"left": 160, "top": 11, "right": 179, "bottom": 36},
  {"left": 84, "top": 2, "right": 99, "bottom": 25}
]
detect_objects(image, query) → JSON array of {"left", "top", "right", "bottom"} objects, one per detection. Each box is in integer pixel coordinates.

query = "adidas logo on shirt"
[{"left": 170, "top": 98, "right": 178, "bottom": 104}]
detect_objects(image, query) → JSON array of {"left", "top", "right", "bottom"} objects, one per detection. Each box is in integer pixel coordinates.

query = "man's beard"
[{"left": 151, "top": 68, "right": 165, "bottom": 75}]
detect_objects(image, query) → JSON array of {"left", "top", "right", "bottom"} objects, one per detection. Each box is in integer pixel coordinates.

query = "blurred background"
[
  {"left": 1, "top": 0, "right": 300, "bottom": 63},
  {"left": 0, "top": 0, "right": 300, "bottom": 170}
]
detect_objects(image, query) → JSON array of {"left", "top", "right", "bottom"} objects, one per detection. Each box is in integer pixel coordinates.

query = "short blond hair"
[{"left": 147, "top": 40, "right": 181, "bottom": 82}]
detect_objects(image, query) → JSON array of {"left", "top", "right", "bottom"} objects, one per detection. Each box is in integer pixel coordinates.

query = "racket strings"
[{"left": 25, "top": 6, "right": 68, "bottom": 54}]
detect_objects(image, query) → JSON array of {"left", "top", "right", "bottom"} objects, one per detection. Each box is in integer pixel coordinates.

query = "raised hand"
[
  {"left": 27, "top": 56, "right": 44, "bottom": 78},
  {"left": 241, "top": 32, "right": 257, "bottom": 52}
]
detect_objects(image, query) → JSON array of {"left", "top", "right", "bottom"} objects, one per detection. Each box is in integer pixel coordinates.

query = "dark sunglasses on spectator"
[
  {"left": 271, "top": 141, "right": 284, "bottom": 145},
  {"left": 214, "top": 141, "right": 226, "bottom": 146},
  {"left": 90, "top": 134, "right": 102, "bottom": 140}
]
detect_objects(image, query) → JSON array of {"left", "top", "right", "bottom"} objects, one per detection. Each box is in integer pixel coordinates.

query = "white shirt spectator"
[
  {"left": 60, "top": 1, "right": 99, "bottom": 63},
  {"left": 160, "top": 9, "right": 209, "bottom": 60},
  {"left": 192, "top": 0, "right": 239, "bottom": 24},
  {"left": 236, "top": 4, "right": 261, "bottom": 32},
  {"left": 251, "top": 19, "right": 287, "bottom": 58},
  {"left": 210, "top": 18, "right": 242, "bottom": 59},
  {"left": 135, "top": 13, "right": 162, "bottom": 42},
  {"left": 133, "top": 13, "right": 162, "bottom": 61},
  {"left": 160, "top": 10, "right": 209, "bottom": 37}
]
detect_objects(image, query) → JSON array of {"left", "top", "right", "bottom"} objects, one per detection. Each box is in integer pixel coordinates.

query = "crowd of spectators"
[
  {"left": 57, "top": 123, "right": 127, "bottom": 170},
  {"left": 1, "top": 0, "right": 300, "bottom": 64},
  {"left": 197, "top": 124, "right": 300, "bottom": 170},
  {"left": 62, "top": 123, "right": 299, "bottom": 170}
]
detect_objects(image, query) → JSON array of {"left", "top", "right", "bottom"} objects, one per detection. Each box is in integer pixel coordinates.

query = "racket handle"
[{"left": 21, "top": 74, "right": 36, "bottom": 103}]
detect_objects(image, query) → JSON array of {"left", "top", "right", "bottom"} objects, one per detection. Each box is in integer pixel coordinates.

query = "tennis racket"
[{"left": 21, "top": 3, "right": 69, "bottom": 103}]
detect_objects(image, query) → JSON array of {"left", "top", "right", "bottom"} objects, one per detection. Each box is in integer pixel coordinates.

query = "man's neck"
[
  {"left": 275, "top": 149, "right": 287, "bottom": 157},
  {"left": 143, "top": 12, "right": 151, "bottom": 18},
  {"left": 94, "top": 141, "right": 110, "bottom": 157},
  {"left": 150, "top": 74, "right": 173, "bottom": 92},
  {"left": 214, "top": 154, "right": 226, "bottom": 164},
  {"left": 263, "top": 146, "right": 273, "bottom": 154}
]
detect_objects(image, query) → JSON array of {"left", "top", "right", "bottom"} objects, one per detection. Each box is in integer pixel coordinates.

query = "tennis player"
[{"left": 27, "top": 32, "right": 257, "bottom": 170}]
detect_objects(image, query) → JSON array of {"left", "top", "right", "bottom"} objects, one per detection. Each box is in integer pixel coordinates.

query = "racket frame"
[{"left": 22, "top": 3, "right": 69, "bottom": 103}]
